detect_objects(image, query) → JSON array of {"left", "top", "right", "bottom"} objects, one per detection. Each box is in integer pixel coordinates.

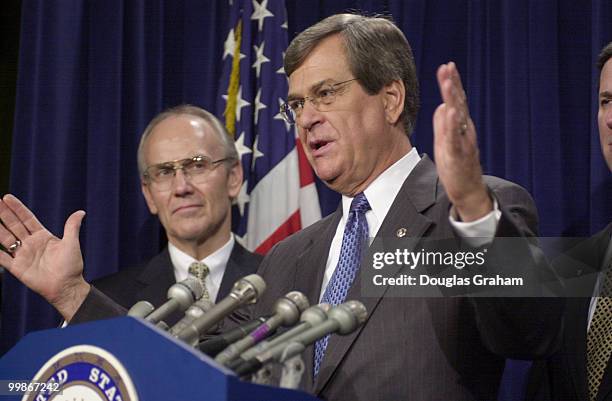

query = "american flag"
[{"left": 217, "top": 0, "right": 321, "bottom": 254}]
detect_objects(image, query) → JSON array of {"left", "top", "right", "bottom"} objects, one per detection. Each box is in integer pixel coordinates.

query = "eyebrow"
[
  {"left": 287, "top": 78, "right": 336, "bottom": 101},
  {"left": 600, "top": 90, "right": 612, "bottom": 99}
]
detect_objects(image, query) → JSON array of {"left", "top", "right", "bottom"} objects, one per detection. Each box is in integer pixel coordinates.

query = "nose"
[
  {"left": 296, "top": 99, "right": 324, "bottom": 132},
  {"left": 172, "top": 169, "right": 194, "bottom": 195}
]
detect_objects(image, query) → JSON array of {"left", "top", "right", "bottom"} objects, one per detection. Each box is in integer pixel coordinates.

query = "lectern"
[{"left": 0, "top": 317, "right": 320, "bottom": 401}]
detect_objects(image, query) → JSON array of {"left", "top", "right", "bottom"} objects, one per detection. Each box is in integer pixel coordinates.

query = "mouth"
[
  {"left": 173, "top": 204, "right": 202, "bottom": 214},
  {"left": 309, "top": 139, "right": 333, "bottom": 156}
]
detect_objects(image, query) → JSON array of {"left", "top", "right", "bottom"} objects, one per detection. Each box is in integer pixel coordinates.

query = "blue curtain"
[{"left": 3, "top": 1, "right": 612, "bottom": 399}]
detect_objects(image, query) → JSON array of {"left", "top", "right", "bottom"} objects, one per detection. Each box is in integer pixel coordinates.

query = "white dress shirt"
[
  {"left": 169, "top": 235, "right": 234, "bottom": 302},
  {"left": 319, "top": 148, "right": 501, "bottom": 299}
]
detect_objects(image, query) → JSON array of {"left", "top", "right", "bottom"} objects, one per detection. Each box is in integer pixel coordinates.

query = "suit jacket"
[
  {"left": 72, "top": 241, "right": 262, "bottom": 326},
  {"left": 245, "top": 155, "right": 562, "bottom": 401},
  {"left": 528, "top": 224, "right": 612, "bottom": 401}
]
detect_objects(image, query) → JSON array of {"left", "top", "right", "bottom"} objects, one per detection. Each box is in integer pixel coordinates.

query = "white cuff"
[{"left": 449, "top": 197, "right": 501, "bottom": 247}]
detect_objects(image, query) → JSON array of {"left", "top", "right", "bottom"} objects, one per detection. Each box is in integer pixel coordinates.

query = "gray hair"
[
  {"left": 597, "top": 42, "right": 612, "bottom": 71},
  {"left": 137, "top": 104, "right": 239, "bottom": 176},
  {"left": 284, "top": 13, "right": 420, "bottom": 136}
]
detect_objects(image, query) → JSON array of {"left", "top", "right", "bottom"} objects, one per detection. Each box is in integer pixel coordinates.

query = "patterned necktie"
[
  {"left": 314, "top": 193, "right": 370, "bottom": 377},
  {"left": 188, "top": 261, "right": 211, "bottom": 302},
  {"left": 588, "top": 259, "right": 612, "bottom": 401}
]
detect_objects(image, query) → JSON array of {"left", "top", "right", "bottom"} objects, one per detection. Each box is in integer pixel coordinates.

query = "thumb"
[{"left": 63, "top": 210, "right": 86, "bottom": 242}]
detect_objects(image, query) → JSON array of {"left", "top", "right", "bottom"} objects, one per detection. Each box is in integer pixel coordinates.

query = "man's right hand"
[{"left": 0, "top": 194, "right": 89, "bottom": 321}]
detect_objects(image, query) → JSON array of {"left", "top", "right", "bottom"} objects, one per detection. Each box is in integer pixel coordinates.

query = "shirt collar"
[
  {"left": 340, "top": 147, "right": 420, "bottom": 229},
  {"left": 168, "top": 235, "right": 234, "bottom": 298}
]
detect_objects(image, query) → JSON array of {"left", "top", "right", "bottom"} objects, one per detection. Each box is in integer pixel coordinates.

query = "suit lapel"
[
  {"left": 217, "top": 242, "right": 260, "bottom": 302},
  {"left": 135, "top": 248, "right": 176, "bottom": 308},
  {"left": 292, "top": 210, "right": 342, "bottom": 391},
  {"left": 313, "top": 155, "right": 438, "bottom": 394}
]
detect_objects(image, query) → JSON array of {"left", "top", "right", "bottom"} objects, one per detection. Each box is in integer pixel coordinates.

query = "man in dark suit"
[
  {"left": 527, "top": 42, "right": 612, "bottom": 401},
  {"left": 0, "top": 14, "right": 561, "bottom": 400},
  {"left": 228, "top": 15, "right": 562, "bottom": 400},
  {"left": 0, "top": 105, "right": 261, "bottom": 323}
]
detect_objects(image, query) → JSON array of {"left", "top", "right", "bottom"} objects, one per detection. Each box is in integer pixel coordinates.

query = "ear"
[
  {"left": 226, "top": 161, "right": 244, "bottom": 200},
  {"left": 141, "top": 181, "right": 159, "bottom": 215},
  {"left": 382, "top": 79, "right": 405, "bottom": 126}
]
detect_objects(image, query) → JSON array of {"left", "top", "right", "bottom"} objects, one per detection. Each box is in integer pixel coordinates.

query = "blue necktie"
[{"left": 314, "top": 192, "right": 370, "bottom": 376}]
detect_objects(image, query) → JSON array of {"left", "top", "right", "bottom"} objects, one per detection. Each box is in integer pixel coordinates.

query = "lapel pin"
[{"left": 396, "top": 228, "right": 407, "bottom": 238}]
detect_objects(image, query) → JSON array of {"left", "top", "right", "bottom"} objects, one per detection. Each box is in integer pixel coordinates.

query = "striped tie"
[{"left": 314, "top": 193, "right": 370, "bottom": 376}]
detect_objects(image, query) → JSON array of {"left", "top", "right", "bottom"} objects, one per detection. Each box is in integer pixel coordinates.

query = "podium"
[{"left": 0, "top": 317, "right": 320, "bottom": 401}]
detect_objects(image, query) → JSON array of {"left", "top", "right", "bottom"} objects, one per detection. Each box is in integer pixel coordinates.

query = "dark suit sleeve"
[
  {"left": 469, "top": 180, "right": 564, "bottom": 359},
  {"left": 69, "top": 286, "right": 128, "bottom": 324}
]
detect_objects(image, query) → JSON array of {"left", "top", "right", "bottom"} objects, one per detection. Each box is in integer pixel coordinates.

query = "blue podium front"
[{"left": 0, "top": 317, "right": 320, "bottom": 401}]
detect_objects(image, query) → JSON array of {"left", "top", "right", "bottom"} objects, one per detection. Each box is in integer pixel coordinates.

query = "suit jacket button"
[{"left": 396, "top": 228, "right": 407, "bottom": 238}]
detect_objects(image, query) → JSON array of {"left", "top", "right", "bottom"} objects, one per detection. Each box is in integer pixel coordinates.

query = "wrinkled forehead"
[
  {"left": 287, "top": 35, "right": 350, "bottom": 98},
  {"left": 145, "top": 115, "right": 224, "bottom": 163}
]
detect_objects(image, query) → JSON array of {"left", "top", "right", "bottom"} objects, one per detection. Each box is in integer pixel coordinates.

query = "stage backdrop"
[{"left": 2, "top": 1, "right": 611, "bottom": 399}]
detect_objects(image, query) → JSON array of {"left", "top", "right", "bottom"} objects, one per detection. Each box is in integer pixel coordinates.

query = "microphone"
[
  {"left": 234, "top": 300, "right": 368, "bottom": 377},
  {"left": 197, "top": 316, "right": 268, "bottom": 357},
  {"left": 168, "top": 298, "right": 215, "bottom": 336},
  {"left": 175, "top": 274, "right": 266, "bottom": 346},
  {"left": 215, "top": 291, "right": 309, "bottom": 366},
  {"left": 144, "top": 277, "right": 204, "bottom": 324},
  {"left": 127, "top": 300, "right": 155, "bottom": 318},
  {"left": 227, "top": 303, "right": 330, "bottom": 371}
]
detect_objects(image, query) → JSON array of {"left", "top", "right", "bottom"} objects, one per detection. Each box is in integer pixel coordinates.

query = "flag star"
[
  {"left": 223, "top": 28, "right": 245, "bottom": 60},
  {"left": 254, "top": 89, "right": 267, "bottom": 125},
  {"left": 234, "top": 181, "right": 250, "bottom": 216},
  {"left": 281, "top": 20, "right": 288, "bottom": 29},
  {"left": 234, "top": 132, "right": 253, "bottom": 159},
  {"left": 251, "top": 0, "right": 273, "bottom": 32},
  {"left": 252, "top": 42, "right": 270, "bottom": 78},
  {"left": 276, "top": 51, "right": 287, "bottom": 77},
  {"left": 223, "top": 86, "right": 251, "bottom": 122},
  {"left": 251, "top": 135, "right": 265, "bottom": 168},
  {"left": 274, "top": 98, "right": 291, "bottom": 131}
]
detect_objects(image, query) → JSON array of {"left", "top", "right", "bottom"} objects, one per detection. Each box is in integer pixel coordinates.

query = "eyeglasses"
[
  {"left": 279, "top": 78, "right": 358, "bottom": 125},
  {"left": 143, "top": 155, "right": 231, "bottom": 190}
]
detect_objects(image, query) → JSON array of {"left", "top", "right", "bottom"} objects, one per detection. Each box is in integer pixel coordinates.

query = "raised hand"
[
  {"left": 433, "top": 62, "right": 492, "bottom": 221},
  {"left": 0, "top": 194, "right": 90, "bottom": 320}
]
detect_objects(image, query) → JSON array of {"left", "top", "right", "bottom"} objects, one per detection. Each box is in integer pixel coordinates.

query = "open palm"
[{"left": 0, "top": 194, "right": 89, "bottom": 319}]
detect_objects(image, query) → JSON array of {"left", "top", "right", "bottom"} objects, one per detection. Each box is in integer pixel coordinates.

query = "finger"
[
  {"left": 445, "top": 107, "right": 465, "bottom": 151},
  {"left": 448, "top": 62, "right": 468, "bottom": 106},
  {"left": 438, "top": 62, "right": 468, "bottom": 120},
  {"left": 436, "top": 63, "right": 451, "bottom": 100},
  {"left": 0, "top": 221, "right": 19, "bottom": 251},
  {"left": 433, "top": 104, "right": 448, "bottom": 143},
  {"left": 63, "top": 211, "right": 86, "bottom": 242},
  {"left": 0, "top": 197, "right": 31, "bottom": 240},
  {"left": 0, "top": 250, "right": 14, "bottom": 271},
  {"left": 2, "top": 194, "right": 46, "bottom": 234}
]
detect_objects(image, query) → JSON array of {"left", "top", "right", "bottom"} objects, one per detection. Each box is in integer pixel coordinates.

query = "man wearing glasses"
[
  {"left": 0, "top": 105, "right": 261, "bottom": 324},
  {"left": 251, "top": 13, "right": 562, "bottom": 400}
]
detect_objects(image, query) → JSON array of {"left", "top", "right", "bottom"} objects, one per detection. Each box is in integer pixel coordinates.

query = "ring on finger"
[
  {"left": 459, "top": 122, "right": 468, "bottom": 135},
  {"left": 8, "top": 239, "right": 22, "bottom": 253}
]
